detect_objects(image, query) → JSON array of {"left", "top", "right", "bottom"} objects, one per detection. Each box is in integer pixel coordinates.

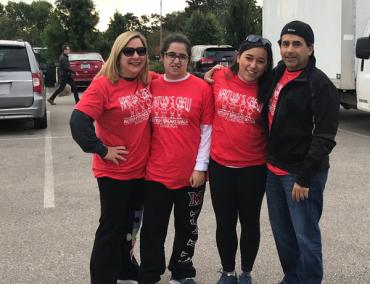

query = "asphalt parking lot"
[{"left": 0, "top": 92, "right": 369, "bottom": 284}]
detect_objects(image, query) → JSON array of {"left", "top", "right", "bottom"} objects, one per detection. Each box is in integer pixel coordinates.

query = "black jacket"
[
  {"left": 265, "top": 56, "right": 340, "bottom": 187},
  {"left": 58, "top": 53, "right": 74, "bottom": 78}
]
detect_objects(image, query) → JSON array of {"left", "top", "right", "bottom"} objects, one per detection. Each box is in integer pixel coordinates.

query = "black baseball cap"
[{"left": 280, "top": 20, "right": 314, "bottom": 44}]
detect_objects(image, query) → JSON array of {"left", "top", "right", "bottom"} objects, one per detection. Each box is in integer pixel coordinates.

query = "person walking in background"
[
  {"left": 138, "top": 34, "right": 214, "bottom": 284},
  {"left": 265, "top": 21, "right": 339, "bottom": 284},
  {"left": 48, "top": 44, "right": 79, "bottom": 105},
  {"left": 70, "top": 31, "right": 154, "bottom": 284},
  {"left": 204, "top": 35, "right": 273, "bottom": 284}
]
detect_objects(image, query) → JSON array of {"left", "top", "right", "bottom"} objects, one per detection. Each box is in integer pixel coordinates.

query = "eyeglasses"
[
  {"left": 164, "top": 52, "right": 189, "bottom": 62},
  {"left": 122, "top": 47, "right": 147, "bottom": 57},
  {"left": 245, "top": 35, "right": 272, "bottom": 47}
]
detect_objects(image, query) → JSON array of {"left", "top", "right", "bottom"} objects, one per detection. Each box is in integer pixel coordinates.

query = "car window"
[
  {"left": 0, "top": 46, "right": 30, "bottom": 71},
  {"left": 204, "top": 51, "right": 217, "bottom": 57},
  {"left": 69, "top": 53, "right": 103, "bottom": 61},
  {"left": 204, "top": 48, "right": 236, "bottom": 59}
]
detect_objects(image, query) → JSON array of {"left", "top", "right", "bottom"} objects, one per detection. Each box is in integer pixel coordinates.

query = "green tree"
[
  {"left": 147, "top": 13, "right": 161, "bottom": 33},
  {"left": 5, "top": 2, "right": 30, "bottom": 26},
  {"left": 93, "top": 32, "right": 111, "bottom": 60},
  {"left": 104, "top": 12, "right": 142, "bottom": 47},
  {"left": 105, "top": 11, "right": 129, "bottom": 43},
  {"left": 3, "top": 2, "right": 29, "bottom": 41},
  {"left": 41, "top": 13, "right": 68, "bottom": 62},
  {"left": 206, "top": 0, "right": 229, "bottom": 20},
  {"left": 138, "top": 15, "right": 153, "bottom": 38},
  {"left": 104, "top": 12, "right": 162, "bottom": 59},
  {"left": 28, "top": 1, "right": 53, "bottom": 45},
  {"left": 185, "top": 0, "right": 228, "bottom": 16},
  {"left": 29, "top": 1, "right": 53, "bottom": 33},
  {"left": 185, "top": 0, "right": 206, "bottom": 11},
  {"left": 55, "top": 0, "right": 99, "bottom": 50},
  {"left": 147, "top": 30, "right": 161, "bottom": 59},
  {"left": 0, "top": 16, "right": 18, "bottom": 40},
  {"left": 139, "top": 13, "right": 161, "bottom": 36},
  {"left": 162, "top": 11, "right": 187, "bottom": 33},
  {"left": 123, "top": 13, "right": 141, "bottom": 31},
  {"left": 224, "top": 0, "right": 262, "bottom": 47},
  {"left": 185, "top": 11, "right": 222, "bottom": 45},
  {"left": 1, "top": 1, "right": 52, "bottom": 45},
  {"left": 0, "top": 3, "right": 5, "bottom": 16}
]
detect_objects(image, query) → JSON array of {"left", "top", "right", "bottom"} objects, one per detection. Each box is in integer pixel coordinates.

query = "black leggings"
[
  {"left": 139, "top": 181, "right": 205, "bottom": 284},
  {"left": 208, "top": 159, "right": 266, "bottom": 273},
  {"left": 90, "top": 177, "right": 144, "bottom": 284}
]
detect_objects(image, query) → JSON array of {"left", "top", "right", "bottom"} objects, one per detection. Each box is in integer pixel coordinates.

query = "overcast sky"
[{"left": 0, "top": 0, "right": 263, "bottom": 31}]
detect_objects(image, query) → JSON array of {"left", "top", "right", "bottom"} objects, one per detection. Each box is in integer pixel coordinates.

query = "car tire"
[{"left": 34, "top": 106, "right": 47, "bottom": 129}]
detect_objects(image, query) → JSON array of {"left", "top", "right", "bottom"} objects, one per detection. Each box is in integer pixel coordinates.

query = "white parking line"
[
  {"left": 44, "top": 111, "right": 55, "bottom": 208},
  {"left": 338, "top": 128, "right": 370, "bottom": 139}
]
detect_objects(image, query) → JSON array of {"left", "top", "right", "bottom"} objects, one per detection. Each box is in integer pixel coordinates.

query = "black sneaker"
[{"left": 47, "top": 98, "right": 56, "bottom": 105}]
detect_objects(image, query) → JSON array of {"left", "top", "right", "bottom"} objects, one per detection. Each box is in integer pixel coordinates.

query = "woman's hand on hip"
[{"left": 103, "top": 146, "right": 129, "bottom": 165}]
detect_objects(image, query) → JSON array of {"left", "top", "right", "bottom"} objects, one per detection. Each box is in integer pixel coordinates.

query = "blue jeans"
[{"left": 266, "top": 170, "right": 328, "bottom": 284}]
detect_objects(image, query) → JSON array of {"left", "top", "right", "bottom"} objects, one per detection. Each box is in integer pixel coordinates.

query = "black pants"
[
  {"left": 138, "top": 181, "right": 205, "bottom": 284},
  {"left": 49, "top": 75, "right": 79, "bottom": 103},
  {"left": 208, "top": 159, "right": 266, "bottom": 273},
  {"left": 90, "top": 177, "right": 144, "bottom": 284}
]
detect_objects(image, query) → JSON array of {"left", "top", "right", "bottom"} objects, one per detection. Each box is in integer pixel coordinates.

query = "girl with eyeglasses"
[
  {"left": 204, "top": 35, "right": 273, "bottom": 284},
  {"left": 70, "top": 31, "right": 159, "bottom": 284},
  {"left": 138, "top": 34, "right": 214, "bottom": 284}
]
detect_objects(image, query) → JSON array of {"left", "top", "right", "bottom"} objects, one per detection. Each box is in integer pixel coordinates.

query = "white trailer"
[{"left": 262, "top": 0, "right": 370, "bottom": 112}]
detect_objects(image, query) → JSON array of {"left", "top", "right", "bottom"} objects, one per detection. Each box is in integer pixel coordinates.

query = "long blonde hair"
[{"left": 97, "top": 31, "right": 149, "bottom": 85}]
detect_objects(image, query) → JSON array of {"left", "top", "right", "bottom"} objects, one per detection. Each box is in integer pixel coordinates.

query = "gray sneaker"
[
  {"left": 238, "top": 272, "right": 252, "bottom": 284},
  {"left": 169, "top": 278, "right": 197, "bottom": 284},
  {"left": 217, "top": 271, "right": 238, "bottom": 284}
]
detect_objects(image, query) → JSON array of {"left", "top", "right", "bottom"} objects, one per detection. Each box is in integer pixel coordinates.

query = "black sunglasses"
[
  {"left": 122, "top": 47, "right": 147, "bottom": 57},
  {"left": 245, "top": 35, "right": 272, "bottom": 47}
]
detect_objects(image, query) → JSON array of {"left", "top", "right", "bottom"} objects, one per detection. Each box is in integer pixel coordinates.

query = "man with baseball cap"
[{"left": 264, "top": 20, "right": 339, "bottom": 283}]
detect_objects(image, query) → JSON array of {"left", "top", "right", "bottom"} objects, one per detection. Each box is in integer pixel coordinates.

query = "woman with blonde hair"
[{"left": 70, "top": 31, "right": 155, "bottom": 284}]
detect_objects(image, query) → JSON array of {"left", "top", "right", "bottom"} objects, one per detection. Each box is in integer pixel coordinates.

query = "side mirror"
[{"left": 356, "top": 37, "right": 370, "bottom": 59}]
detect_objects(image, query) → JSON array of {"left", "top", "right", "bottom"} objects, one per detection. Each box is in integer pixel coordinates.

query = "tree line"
[{"left": 0, "top": 0, "right": 261, "bottom": 63}]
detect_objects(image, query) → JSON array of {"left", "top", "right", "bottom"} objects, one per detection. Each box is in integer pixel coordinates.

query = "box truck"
[{"left": 262, "top": 0, "right": 370, "bottom": 113}]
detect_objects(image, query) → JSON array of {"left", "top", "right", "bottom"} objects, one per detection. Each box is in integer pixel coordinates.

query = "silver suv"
[{"left": 0, "top": 40, "right": 47, "bottom": 129}]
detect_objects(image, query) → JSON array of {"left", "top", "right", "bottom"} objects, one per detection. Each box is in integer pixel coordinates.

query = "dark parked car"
[
  {"left": 68, "top": 52, "right": 104, "bottom": 88},
  {"left": 33, "top": 47, "right": 56, "bottom": 87},
  {"left": 190, "top": 45, "right": 237, "bottom": 75},
  {"left": 0, "top": 40, "right": 47, "bottom": 129}
]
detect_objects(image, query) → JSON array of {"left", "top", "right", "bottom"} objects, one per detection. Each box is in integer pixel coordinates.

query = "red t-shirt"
[
  {"left": 146, "top": 74, "right": 214, "bottom": 189},
  {"left": 267, "top": 69, "right": 302, "bottom": 175},
  {"left": 76, "top": 75, "right": 153, "bottom": 180},
  {"left": 211, "top": 68, "right": 267, "bottom": 167}
]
